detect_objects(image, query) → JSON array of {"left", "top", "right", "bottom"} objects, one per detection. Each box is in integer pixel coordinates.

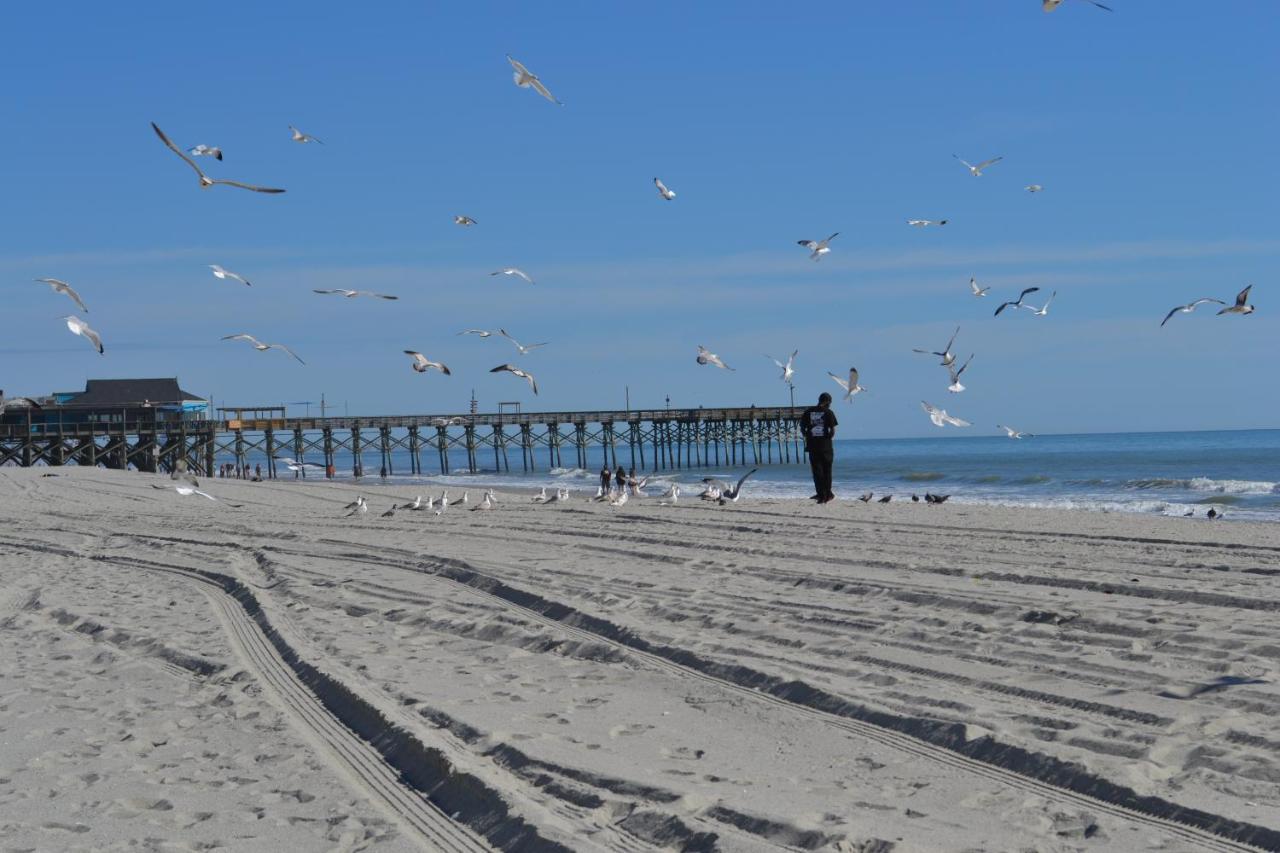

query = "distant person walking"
[{"left": 804, "top": 392, "right": 838, "bottom": 504}]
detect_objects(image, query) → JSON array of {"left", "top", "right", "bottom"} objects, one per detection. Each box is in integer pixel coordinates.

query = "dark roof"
[{"left": 62, "top": 378, "right": 205, "bottom": 407}]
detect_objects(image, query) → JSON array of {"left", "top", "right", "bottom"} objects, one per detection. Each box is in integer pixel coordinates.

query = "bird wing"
[
  {"left": 513, "top": 268, "right": 534, "bottom": 283},
  {"left": 80, "top": 323, "right": 104, "bottom": 354},
  {"left": 211, "top": 178, "right": 286, "bottom": 194},
  {"left": 499, "top": 328, "right": 521, "bottom": 348},
  {"left": 847, "top": 367, "right": 859, "bottom": 388},
  {"left": 313, "top": 289, "right": 342, "bottom": 295},
  {"left": 507, "top": 55, "right": 531, "bottom": 76},
  {"left": 921, "top": 401, "right": 938, "bottom": 416},
  {"left": 1087, "top": 0, "right": 1113, "bottom": 9},
  {"left": 1159, "top": 306, "right": 1181, "bottom": 327},
  {"left": 654, "top": 177, "right": 669, "bottom": 194},
  {"left": 797, "top": 240, "right": 818, "bottom": 250},
  {"left": 404, "top": 350, "right": 428, "bottom": 368},
  {"left": 369, "top": 292, "right": 399, "bottom": 300},
  {"left": 1018, "top": 286, "right": 1041, "bottom": 301},
  {"left": 530, "top": 78, "right": 562, "bottom": 105},
  {"left": 223, "top": 333, "right": 262, "bottom": 345},
  {"left": 786, "top": 350, "right": 798, "bottom": 369},
  {"left": 943, "top": 326, "right": 959, "bottom": 353},
  {"left": 943, "top": 413, "right": 971, "bottom": 427},
  {"left": 974, "top": 156, "right": 1003, "bottom": 171},
  {"left": 970, "top": 278, "right": 980, "bottom": 294},
  {"left": 994, "top": 301, "right": 1015, "bottom": 317},
  {"left": 193, "top": 489, "right": 218, "bottom": 501},
  {"left": 151, "top": 122, "right": 207, "bottom": 181},
  {"left": 1042, "top": 291, "right": 1057, "bottom": 309},
  {"left": 62, "top": 283, "right": 89, "bottom": 312},
  {"left": 1193, "top": 298, "right": 1226, "bottom": 308},
  {"left": 767, "top": 354, "right": 784, "bottom": 370},
  {"left": 950, "top": 354, "right": 973, "bottom": 380},
  {"left": 1236, "top": 285, "right": 1252, "bottom": 306},
  {"left": 824, "top": 232, "right": 839, "bottom": 244},
  {"left": 733, "top": 468, "right": 759, "bottom": 495},
  {"left": 521, "top": 369, "right": 538, "bottom": 394},
  {"left": 953, "top": 154, "right": 974, "bottom": 170},
  {"left": 273, "top": 344, "right": 306, "bottom": 364}
]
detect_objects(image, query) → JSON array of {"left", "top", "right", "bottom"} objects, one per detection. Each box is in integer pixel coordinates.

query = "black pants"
[{"left": 808, "top": 444, "right": 834, "bottom": 499}]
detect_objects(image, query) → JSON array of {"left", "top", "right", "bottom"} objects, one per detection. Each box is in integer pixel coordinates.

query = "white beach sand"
[{"left": 1, "top": 466, "right": 1278, "bottom": 852}]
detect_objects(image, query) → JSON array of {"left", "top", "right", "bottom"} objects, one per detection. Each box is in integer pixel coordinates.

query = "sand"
[{"left": 1, "top": 466, "right": 1278, "bottom": 852}]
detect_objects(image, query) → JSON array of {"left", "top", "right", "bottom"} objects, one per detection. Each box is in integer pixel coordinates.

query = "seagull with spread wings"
[
  {"left": 1024, "top": 291, "right": 1057, "bottom": 317},
  {"left": 697, "top": 346, "right": 734, "bottom": 371},
  {"left": 404, "top": 351, "right": 451, "bottom": 375},
  {"left": 766, "top": 350, "right": 798, "bottom": 385},
  {"left": 907, "top": 219, "right": 948, "bottom": 227},
  {"left": 994, "top": 287, "right": 1041, "bottom": 317},
  {"left": 491, "top": 363, "right": 539, "bottom": 394},
  {"left": 491, "top": 267, "right": 535, "bottom": 284},
  {"left": 828, "top": 367, "right": 867, "bottom": 401},
  {"left": 454, "top": 215, "right": 477, "bottom": 226},
  {"left": 222, "top": 333, "right": 305, "bottom": 364},
  {"left": 36, "top": 278, "right": 89, "bottom": 312},
  {"left": 1217, "top": 285, "right": 1255, "bottom": 316},
  {"left": 998, "top": 425, "right": 1034, "bottom": 439},
  {"left": 797, "top": 233, "right": 839, "bottom": 261},
  {"left": 457, "top": 329, "right": 494, "bottom": 337},
  {"left": 507, "top": 55, "right": 563, "bottom": 105},
  {"left": 313, "top": 289, "right": 398, "bottom": 300},
  {"left": 969, "top": 277, "right": 990, "bottom": 297},
  {"left": 63, "top": 315, "right": 104, "bottom": 354},
  {"left": 1160, "top": 298, "right": 1226, "bottom": 327},
  {"left": 947, "top": 354, "right": 974, "bottom": 393},
  {"left": 151, "top": 122, "right": 285, "bottom": 193},
  {"left": 954, "top": 154, "right": 1003, "bottom": 177},
  {"left": 654, "top": 177, "right": 676, "bottom": 200},
  {"left": 921, "top": 401, "right": 971, "bottom": 428},
  {"left": 209, "top": 264, "right": 251, "bottom": 286},
  {"left": 500, "top": 329, "right": 548, "bottom": 356},
  {"left": 289, "top": 125, "right": 323, "bottom": 144},
  {"left": 914, "top": 326, "right": 961, "bottom": 366}
]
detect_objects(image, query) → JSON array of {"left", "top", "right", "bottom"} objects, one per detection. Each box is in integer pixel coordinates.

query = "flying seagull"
[
  {"left": 1025, "top": 290, "right": 1057, "bottom": 316},
  {"left": 188, "top": 144, "right": 223, "bottom": 161},
  {"left": 954, "top": 154, "right": 1003, "bottom": 177},
  {"left": 491, "top": 363, "right": 538, "bottom": 394},
  {"left": 797, "top": 232, "right": 839, "bottom": 262},
  {"left": 454, "top": 215, "right": 477, "bottom": 226},
  {"left": 654, "top": 177, "right": 676, "bottom": 200},
  {"left": 994, "top": 287, "right": 1041, "bottom": 317},
  {"left": 969, "top": 277, "right": 990, "bottom": 297},
  {"left": 828, "top": 367, "right": 867, "bottom": 401},
  {"left": 998, "top": 424, "right": 1034, "bottom": 439},
  {"left": 209, "top": 264, "right": 251, "bottom": 286},
  {"left": 457, "top": 329, "right": 494, "bottom": 337},
  {"left": 1025, "top": 184, "right": 1044, "bottom": 193},
  {"left": 947, "top": 354, "right": 974, "bottom": 393},
  {"left": 289, "top": 125, "right": 323, "bottom": 144},
  {"left": 914, "top": 326, "right": 961, "bottom": 366},
  {"left": 313, "top": 289, "right": 399, "bottom": 300},
  {"left": 35, "top": 278, "right": 89, "bottom": 312},
  {"left": 1217, "top": 285, "right": 1255, "bottom": 316},
  {"left": 921, "top": 401, "right": 971, "bottom": 428},
  {"left": 1043, "top": 0, "right": 1112, "bottom": 12},
  {"left": 221, "top": 333, "right": 305, "bottom": 364},
  {"left": 696, "top": 346, "right": 734, "bottom": 371},
  {"left": 63, "top": 315, "right": 104, "bottom": 354},
  {"left": 1161, "top": 298, "right": 1226, "bottom": 327},
  {"left": 491, "top": 267, "right": 535, "bottom": 284},
  {"left": 507, "top": 55, "right": 562, "bottom": 105},
  {"left": 500, "top": 328, "right": 549, "bottom": 356},
  {"left": 907, "top": 219, "right": 948, "bottom": 227},
  {"left": 404, "top": 351, "right": 451, "bottom": 375},
  {"left": 151, "top": 122, "right": 285, "bottom": 193},
  {"left": 151, "top": 483, "right": 221, "bottom": 502},
  {"left": 766, "top": 350, "right": 798, "bottom": 385}
]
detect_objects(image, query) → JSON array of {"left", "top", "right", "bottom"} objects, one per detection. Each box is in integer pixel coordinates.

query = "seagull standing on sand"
[
  {"left": 947, "top": 354, "right": 974, "bottom": 393},
  {"left": 907, "top": 219, "right": 948, "bottom": 227},
  {"left": 828, "top": 368, "right": 867, "bottom": 400},
  {"left": 491, "top": 268, "right": 535, "bottom": 285},
  {"left": 715, "top": 469, "right": 759, "bottom": 505},
  {"left": 998, "top": 425, "right": 1034, "bottom": 439},
  {"left": 500, "top": 329, "right": 549, "bottom": 356},
  {"left": 490, "top": 364, "right": 539, "bottom": 394},
  {"left": 921, "top": 401, "right": 971, "bottom": 428},
  {"left": 797, "top": 233, "right": 839, "bottom": 261},
  {"left": 697, "top": 346, "right": 734, "bottom": 371},
  {"left": 1043, "top": 0, "right": 1113, "bottom": 12},
  {"left": 994, "top": 287, "right": 1041, "bottom": 317},
  {"left": 313, "top": 289, "right": 399, "bottom": 300},
  {"left": 209, "top": 265, "right": 251, "bottom": 286},
  {"left": 1161, "top": 298, "right": 1226, "bottom": 327},
  {"left": 289, "top": 125, "right": 323, "bottom": 144},
  {"left": 914, "top": 326, "right": 961, "bottom": 366},
  {"left": 35, "top": 278, "right": 89, "bottom": 312},
  {"left": 188, "top": 144, "right": 223, "bottom": 160},
  {"left": 654, "top": 178, "right": 676, "bottom": 200},
  {"left": 151, "top": 122, "right": 285, "bottom": 193},
  {"left": 1217, "top": 285, "right": 1255, "bottom": 316},
  {"left": 507, "top": 55, "right": 563, "bottom": 105},
  {"left": 454, "top": 215, "right": 477, "bottom": 227},
  {"left": 954, "top": 155, "right": 1003, "bottom": 177},
  {"left": 221, "top": 334, "right": 305, "bottom": 364},
  {"left": 1025, "top": 291, "right": 1057, "bottom": 316},
  {"left": 767, "top": 350, "right": 798, "bottom": 385},
  {"left": 62, "top": 315, "right": 104, "bottom": 354},
  {"left": 969, "top": 277, "right": 990, "bottom": 297},
  {"left": 403, "top": 351, "right": 451, "bottom": 375}
]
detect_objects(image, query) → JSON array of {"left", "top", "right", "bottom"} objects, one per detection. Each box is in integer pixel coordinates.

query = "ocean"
[{"left": 261, "top": 428, "right": 1280, "bottom": 522}]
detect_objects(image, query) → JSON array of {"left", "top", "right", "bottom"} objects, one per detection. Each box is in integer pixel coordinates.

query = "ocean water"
[{"left": 258, "top": 429, "right": 1280, "bottom": 522}]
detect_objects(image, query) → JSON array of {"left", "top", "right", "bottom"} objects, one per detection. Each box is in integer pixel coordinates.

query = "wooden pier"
[{"left": 0, "top": 406, "right": 807, "bottom": 477}]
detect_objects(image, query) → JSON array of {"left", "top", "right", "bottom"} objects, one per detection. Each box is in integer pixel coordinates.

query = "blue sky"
[{"left": 2, "top": 1, "right": 1276, "bottom": 437}]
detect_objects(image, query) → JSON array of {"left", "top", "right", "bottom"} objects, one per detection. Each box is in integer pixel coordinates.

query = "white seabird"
[
  {"left": 491, "top": 267, "right": 535, "bottom": 285},
  {"left": 35, "top": 278, "right": 89, "bottom": 312},
  {"left": 717, "top": 468, "right": 758, "bottom": 504},
  {"left": 209, "top": 264, "right": 251, "bottom": 286},
  {"left": 458, "top": 329, "right": 494, "bottom": 337},
  {"left": 766, "top": 350, "right": 798, "bottom": 385},
  {"left": 404, "top": 351, "right": 451, "bottom": 375},
  {"left": 907, "top": 219, "right": 948, "bottom": 227},
  {"left": 969, "top": 277, "right": 990, "bottom": 297},
  {"left": 221, "top": 333, "right": 305, "bottom": 364},
  {"left": 947, "top": 354, "right": 974, "bottom": 393},
  {"left": 797, "top": 232, "right": 839, "bottom": 262},
  {"left": 490, "top": 363, "right": 539, "bottom": 394},
  {"left": 62, "top": 315, "right": 104, "bottom": 354},
  {"left": 1161, "top": 298, "right": 1226, "bottom": 327},
  {"left": 289, "top": 125, "right": 324, "bottom": 144},
  {"left": 1025, "top": 184, "right": 1044, "bottom": 193},
  {"left": 654, "top": 177, "right": 676, "bottom": 200},
  {"left": 188, "top": 144, "right": 223, "bottom": 161},
  {"left": 151, "top": 122, "right": 285, "bottom": 193},
  {"left": 921, "top": 401, "right": 971, "bottom": 428},
  {"left": 499, "top": 329, "right": 549, "bottom": 356},
  {"left": 696, "top": 346, "right": 734, "bottom": 371},
  {"left": 914, "top": 326, "right": 961, "bottom": 366},
  {"left": 953, "top": 154, "right": 1003, "bottom": 177},
  {"left": 313, "top": 289, "right": 398, "bottom": 300},
  {"left": 828, "top": 367, "right": 867, "bottom": 401},
  {"left": 997, "top": 424, "right": 1034, "bottom": 439},
  {"left": 152, "top": 483, "right": 219, "bottom": 501},
  {"left": 507, "top": 55, "right": 563, "bottom": 105},
  {"left": 1024, "top": 291, "right": 1057, "bottom": 316},
  {"left": 454, "top": 215, "right": 478, "bottom": 226},
  {"left": 994, "top": 287, "right": 1041, "bottom": 317},
  {"left": 1217, "top": 285, "right": 1255, "bottom": 316}
]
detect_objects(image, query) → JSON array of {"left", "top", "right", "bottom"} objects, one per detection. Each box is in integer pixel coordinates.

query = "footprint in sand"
[{"left": 608, "top": 723, "right": 655, "bottom": 738}]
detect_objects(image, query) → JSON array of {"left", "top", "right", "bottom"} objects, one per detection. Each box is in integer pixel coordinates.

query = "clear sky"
[{"left": 2, "top": 1, "right": 1276, "bottom": 438}]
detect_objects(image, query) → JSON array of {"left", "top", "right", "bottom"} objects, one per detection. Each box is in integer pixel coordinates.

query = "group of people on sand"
[
  {"left": 218, "top": 462, "right": 262, "bottom": 481},
  {"left": 598, "top": 465, "right": 642, "bottom": 497}
]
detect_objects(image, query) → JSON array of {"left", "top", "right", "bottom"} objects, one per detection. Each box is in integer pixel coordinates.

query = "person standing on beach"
[
  {"left": 600, "top": 465, "right": 611, "bottom": 497},
  {"left": 803, "top": 392, "right": 838, "bottom": 504},
  {"left": 614, "top": 466, "right": 628, "bottom": 496}
]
